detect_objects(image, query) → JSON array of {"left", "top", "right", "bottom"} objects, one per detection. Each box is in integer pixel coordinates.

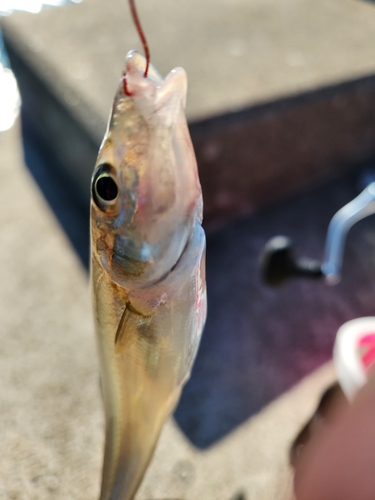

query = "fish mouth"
[{"left": 125, "top": 50, "right": 163, "bottom": 87}]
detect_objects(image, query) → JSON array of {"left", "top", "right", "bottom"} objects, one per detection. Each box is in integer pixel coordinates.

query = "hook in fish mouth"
[{"left": 123, "top": 0, "right": 150, "bottom": 96}]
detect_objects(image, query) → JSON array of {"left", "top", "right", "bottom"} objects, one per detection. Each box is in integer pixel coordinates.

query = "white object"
[
  {"left": 0, "top": 65, "right": 20, "bottom": 132},
  {"left": 333, "top": 317, "right": 375, "bottom": 401},
  {"left": 0, "top": 0, "right": 81, "bottom": 15}
]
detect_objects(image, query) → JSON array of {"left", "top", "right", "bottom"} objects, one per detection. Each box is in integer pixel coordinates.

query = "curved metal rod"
[{"left": 322, "top": 182, "right": 375, "bottom": 284}]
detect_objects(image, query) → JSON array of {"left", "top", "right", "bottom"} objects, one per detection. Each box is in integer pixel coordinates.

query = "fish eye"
[
  {"left": 92, "top": 163, "right": 119, "bottom": 210},
  {"left": 96, "top": 175, "right": 118, "bottom": 201}
]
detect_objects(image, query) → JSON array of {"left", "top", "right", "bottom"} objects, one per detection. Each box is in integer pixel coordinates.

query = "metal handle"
[{"left": 261, "top": 182, "right": 375, "bottom": 286}]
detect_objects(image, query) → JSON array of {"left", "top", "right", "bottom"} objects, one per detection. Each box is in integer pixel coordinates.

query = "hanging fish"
[{"left": 90, "top": 2, "right": 206, "bottom": 499}]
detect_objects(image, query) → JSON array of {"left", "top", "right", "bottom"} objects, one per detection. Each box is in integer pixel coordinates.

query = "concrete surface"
[
  {"left": 0, "top": 119, "right": 338, "bottom": 500},
  {"left": 5, "top": 0, "right": 375, "bottom": 224},
  {"left": 2, "top": 1, "right": 375, "bottom": 497},
  {"left": 0, "top": 122, "right": 102, "bottom": 499},
  {"left": 4, "top": 0, "right": 375, "bottom": 122}
]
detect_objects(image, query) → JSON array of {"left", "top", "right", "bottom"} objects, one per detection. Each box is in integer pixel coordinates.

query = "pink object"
[
  {"left": 333, "top": 318, "right": 375, "bottom": 401},
  {"left": 358, "top": 333, "right": 375, "bottom": 370}
]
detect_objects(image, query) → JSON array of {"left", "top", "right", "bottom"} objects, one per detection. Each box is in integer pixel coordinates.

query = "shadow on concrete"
[
  {"left": 174, "top": 168, "right": 375, "bottom": 448},
  {"left": 21, "top": 110, "right": 90, "bottom": 268},
  {"left": 20, "top": 112, "right": 375, "bottom": 449}
]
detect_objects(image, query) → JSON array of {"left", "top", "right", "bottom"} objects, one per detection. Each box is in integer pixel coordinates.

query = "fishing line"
[
  {"left": 123, "top": 0, "right": 150, "bottom": 95},
  {"left": 129, "top": 0, "right": 150, "bottom": 77}
]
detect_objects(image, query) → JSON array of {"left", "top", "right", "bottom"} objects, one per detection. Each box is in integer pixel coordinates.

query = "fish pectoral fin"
[{"left": 115, "top": 301, "right": 152, "bottom": 353}]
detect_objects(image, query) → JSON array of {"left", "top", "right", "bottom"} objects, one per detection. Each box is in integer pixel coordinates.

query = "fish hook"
[{"left": 123, "top": 0, "right": 150, "bottom": 95}]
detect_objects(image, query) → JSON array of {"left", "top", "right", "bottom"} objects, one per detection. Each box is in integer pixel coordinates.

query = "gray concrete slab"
[
  {"left": 5, "top": 0, "right": 375, "bottom": 224},
  {"left": 0, "top": 119, "right": 337, "bottom": 498},
  {"left": 0, "top": 122, "right": 102, "bottom": 499},
  {"left": 4, "top": 0, "right": 375, "bottom": 122}
]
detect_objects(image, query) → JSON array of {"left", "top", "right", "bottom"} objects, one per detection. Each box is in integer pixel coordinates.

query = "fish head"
[{"left": 91, "top": 51, "right": 202, "bottom": 289}]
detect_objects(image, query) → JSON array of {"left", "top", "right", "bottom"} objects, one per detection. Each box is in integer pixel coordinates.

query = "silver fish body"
[{"left": 90, "top": 51, "right": 206, "bottom": 500}]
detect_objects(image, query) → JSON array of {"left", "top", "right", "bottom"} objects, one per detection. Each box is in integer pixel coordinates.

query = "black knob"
[{"left": 260, "top": 236, "right": 323, "bottom": 286}]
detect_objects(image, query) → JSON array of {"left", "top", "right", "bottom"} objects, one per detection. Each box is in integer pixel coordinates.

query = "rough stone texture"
[{"left": 0, "top": 119, "right": 338, "bottom": 500}]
